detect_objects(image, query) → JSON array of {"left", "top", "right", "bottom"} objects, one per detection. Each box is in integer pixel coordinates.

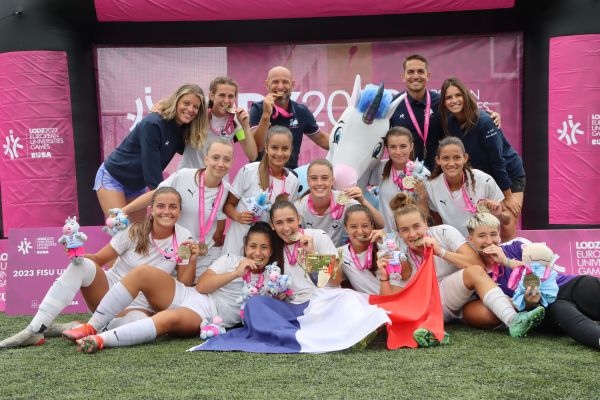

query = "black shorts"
[{"left": 510, "top": 174, "right": 525, "bottom": 193}]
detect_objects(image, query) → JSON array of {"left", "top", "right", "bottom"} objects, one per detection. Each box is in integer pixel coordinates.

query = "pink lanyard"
[
  {"left": 307, "top": 192, "right": 344, "bottom": 220},
  {"left": 407, "top": 247, "right": 424, "bottom": 270},
  {"left": 349, "top": 243, "right": 373, "bottom": 271},
  {"left": 272, "top": 103, "right": 293, "bottom": 119},
  {"left": 152, "top": 231, "right": 180, "bottom": 263},
  {"left": 208, "top": 110, "right": 235, "bottom": 137},
  {"left": 391, "top": 166, "right": 413, "bottom": 192},
  {"left": 488, "top": 263, "right": 504, "bottom": 283},
  {"left": 405, "top": 91, "right": 431, "bottom": 147},
  {"left": 243, "top": 270, "right": 265, "bottom": 290},
  {"left": 199, "top": 172, "right": 224, "bottom": 243},
  {"left": 284, "top": 228, "right": 304, "bottom": 265},
  {"left": 444, "top": 172, "right": 477, "bottom": 213},
  {"left": 268, "top": 168, "right": 288, "bottom": 201}
]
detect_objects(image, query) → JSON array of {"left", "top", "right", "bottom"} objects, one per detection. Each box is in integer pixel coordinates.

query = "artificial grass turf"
[{"left": 0, "top": 313, "right": 598, "bottom": 400}]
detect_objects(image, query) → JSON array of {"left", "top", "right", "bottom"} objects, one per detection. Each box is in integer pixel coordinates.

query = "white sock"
[
  {"left": 88, "top": 282, "right": 133, "bottom": 331},
  {"left": 482, "top": 287, "right": 517, "bottom": 326},
  {"left": 99, "top": 317, "right": 157, "bottom": 348},
  {"left": 105, "top": 310, "right": 148, "bottom": 330},
  {"left": 28, "top": 258, "right": 96, "bottom": 333}
]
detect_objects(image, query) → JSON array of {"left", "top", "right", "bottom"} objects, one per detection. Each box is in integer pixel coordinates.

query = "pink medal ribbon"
[
  {"left": 199, "top": 172, "right": 225, "bottom": 244},
  {"left": 488, "top": 263, "right": 504, "bottom": 283},
  {"left": 152, "top": 231, "right": 181, "bottom": 264},
  {"left": 307, "top": 192, "right": 344, "bottom": 220},
  {"left": 391, "top": 166, "right": 413, "bottom": 192},
  {"left": 284, "top": 228, "right": 304, "bottom": 265},
  {"left": 208, "top": 110, "right": 235, "bottom": 137},
  {"left": 349, "top": 243, "right": 373, "bottom": 271},
  {"left": 507, "top": 264, "right": 552, "bottom": 291},
  {"left": 268, "top": 168, "right": 288, "bottom": 201},
  {"left": 272, "top": 103, "right": 293, "bottom": 119},
  {"left": 407, "top": 247, "right": 423, "bottom": 271},
  {"left": 405, "top": 90, "right": 431, "bottom": 155},
  {"left": 444, "top": 172, "right": 478, "bottom": 213},
  {"left": 243, "top": 269, "right": 265, "bottom": 291}
]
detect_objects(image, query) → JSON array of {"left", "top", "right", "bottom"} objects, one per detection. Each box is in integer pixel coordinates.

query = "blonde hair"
[
  {"left": 155, "top": 84, "right": 208, "bottom": 150},
  {"left": 466, "top": 212, "right": 501, "bottom": 235},
  {"left": 129, "top": 187, "right": 182, "bottom": 256},
  {"left": 259, "top": 126, "right": 293, "bottom": 191}
]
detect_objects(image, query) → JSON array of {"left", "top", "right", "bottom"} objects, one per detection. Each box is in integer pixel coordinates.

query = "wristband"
[
  {"left": 380, "top": 278, "right": 389, "bottom": 282},
  {"left": 439, "top": 248, "right": 447, "bottom": 259}
]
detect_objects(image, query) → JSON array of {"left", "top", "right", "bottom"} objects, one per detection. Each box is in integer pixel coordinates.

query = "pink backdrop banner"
[
  {"left": 517, "top": 229, "right": 600, "bottom": 277},
  {"left": 94, "top": 0, "right": 514, "bottom": 22},
  {"left": 548, "top": 35, "right": 600, "bottom": 225},
  {"left": 96, "top": 34, "right": 522, "bottom": 178},
  {"left": 0, "top": 239, "right": 7, "bottom": 312},
  {"left": 0, "top": 51, "right": 79, "bottom": 233},
  {"left": 5, "top": 226, "right": 108, "bottom": 315}
]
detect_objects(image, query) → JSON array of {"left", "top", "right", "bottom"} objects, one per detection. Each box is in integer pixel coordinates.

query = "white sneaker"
[
  {"left": 0, "top": 328, "right": 45, "bottom": 349},
  {"left": 44, "top": 321, "right": 82, "bottom": 338}
]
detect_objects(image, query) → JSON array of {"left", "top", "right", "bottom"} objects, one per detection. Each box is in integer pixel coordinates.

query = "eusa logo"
[{"left": 557, "top": 115, "right": 584, "bottom": 146}]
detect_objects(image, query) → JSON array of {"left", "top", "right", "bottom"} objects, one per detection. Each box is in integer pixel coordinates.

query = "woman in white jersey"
[
  {"left": 69, "top": 222, "right": 282, "bottom": 353},
  {"left": 269, "top": 200, "right": 341, "bottom": 303},
  {"left": 123, "top": 140, "right": 233, "bottom": 280},
  {"left": 368, "top": 126, "right": 429, "bottom": 233},
  {"left": 425, "top": 136, "right": 509, "bottom": 238},
  {"left": 158, "top": 76, "right": 257, "bottom": 169},
  {"left": 0, "top": 188, "right": 196, "bottom": 349},
  {"left": 223, "top": 126, "right": 299, "bottom": 255},
  {"left": 296, "top": 159, "right": 384, "bottom": 247},
  {"left": 388, "top": 192, "right": 545, "bottom": 338}
]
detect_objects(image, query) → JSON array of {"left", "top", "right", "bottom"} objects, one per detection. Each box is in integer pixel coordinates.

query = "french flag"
[{"left": 189, "top": 248, "right": 443, "bottom": 353}]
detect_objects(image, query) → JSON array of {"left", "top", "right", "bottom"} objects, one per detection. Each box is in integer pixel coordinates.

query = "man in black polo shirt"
[
  {"left": 250, "top": 66, "right": 330, "bottom": 169},
  {"left": 390, "top": 54, "right": 500, "bottom": 170}
]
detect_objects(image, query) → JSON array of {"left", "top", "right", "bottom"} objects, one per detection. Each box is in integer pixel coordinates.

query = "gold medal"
[
  {"left": 356, "top": 236, "right": 370, "bottom": 242},
  {"left": 336, "top": 192, "right": 350, "bottom": 205},
  {"left": 177, "top": 245, "right": 191, "bottom": 260},
  {"left": 225, "top": 106, "right": 236, "bottom": 114},
  {"left": 413, "top": 237, "right": 424, "bottom": 247},
  {"left": 198, "top": 242, "right": 209, "bottom": 257},
  {"left": 402, "top": 176, "right": 416, "bottom": 190},
  {"left": 477, "top": 201, "right": 490, "bottom": 213},
  {"left": 523, "top": 273, "right": 540, "bottom": 289},
  {"left": 288, "top": 232, "right": 301, "bottom": 242}
]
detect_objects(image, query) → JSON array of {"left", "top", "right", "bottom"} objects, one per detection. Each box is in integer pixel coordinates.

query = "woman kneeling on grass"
[
  {"left": 465, "top": 213, "right": 600, "bottom": 350},
  {"left": 66, "top": 222, "right": 281, "bottom": 353},
  {"left": 387, "top": 193, "right": 545, "bottom": 342},
  {"left": 0, "top": 187, "right": 195, "bottom": 349}
]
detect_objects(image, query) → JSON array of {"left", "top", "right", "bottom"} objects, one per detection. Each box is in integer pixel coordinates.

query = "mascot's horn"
[{"left": 362, "top": 82, "right": 384, "bottom": 125}]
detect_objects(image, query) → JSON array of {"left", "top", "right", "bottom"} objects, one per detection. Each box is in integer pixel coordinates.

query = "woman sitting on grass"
[
  {"left": 465, "top": 212, "right": 600, "bottom": 350},
  {"left": 65, "top": 222, "right": 282, "bottom": 353},
  {"left": 0, "top": 187, "right": 196, "bottom": 349},
  {"left": 385, "top": 193, "right": 545, "bottom": 341}
]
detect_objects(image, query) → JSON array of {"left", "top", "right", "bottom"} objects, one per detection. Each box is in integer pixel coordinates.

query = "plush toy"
[
  {"left": 102, "top": 208, "right": 129, "bottom": 237},
  {"left": 377, "top": 234, "right": 407, "bottom": 280},
  {"left": 241, "top": 191, "right": 271, "bottom": 222},
  {"left": 508, "top": 242, "right": 559, "bottom": 311},
  {"left": 407, "top": 158, "right": 431, "bottom": 182},
  {"left": 57, "top": 216, "right": 87, "bottom": 265},
  {"left": 236, "top": 277, "right": 266, "bottom": 319},
  {"left": 264, "top": 262, "right": 294, "bottom": 300},
  {"left": 199, "top": 316, "right": 226, "bottom": 340}
]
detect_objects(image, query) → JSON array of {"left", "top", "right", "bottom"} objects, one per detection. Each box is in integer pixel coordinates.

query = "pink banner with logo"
[
  {"left": 5, "top": 226, "right": 108, "bottom": 315},
  {"left": 0, "top": 239, "right": 7, "bottom": 312},
  {"left": 517, "top": 229, "right": 600, "bottom": 277},
  {"left": 548, "top": 35, "right": 600, "bottom": 225},
  {"left": 96, "top": 33, "right": 522, "bottom": 177},
  {"left": 0, "top": 51, "right": 78, "bottom": 233},
  {"left": 94, "top": 0, "right": 514, "bottom": 22}
]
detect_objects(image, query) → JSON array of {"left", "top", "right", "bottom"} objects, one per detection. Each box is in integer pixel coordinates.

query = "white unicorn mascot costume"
[{"left": 328, "top": 76, "right": 405, "bottom": 200}]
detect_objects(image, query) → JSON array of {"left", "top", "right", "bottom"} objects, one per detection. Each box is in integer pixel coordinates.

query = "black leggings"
[{"left": 540, "top": 275, "right": 600, "bottom": 350}]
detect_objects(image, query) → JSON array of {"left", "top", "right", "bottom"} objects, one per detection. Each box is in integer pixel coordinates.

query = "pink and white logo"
[
  {"left": 2, "top": 129, "right": 24, "bottom": 159},
  {"left": 557, "top": 115, "right": 584, "bottom": 145},
  {"left": 127, "top": 86, "right": 155, "bottom": 131}
]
